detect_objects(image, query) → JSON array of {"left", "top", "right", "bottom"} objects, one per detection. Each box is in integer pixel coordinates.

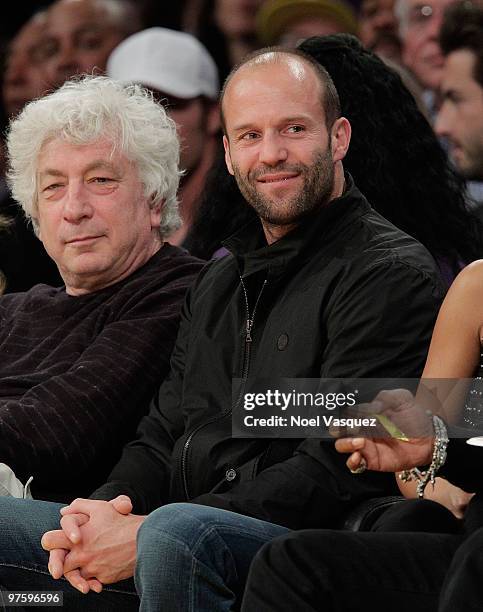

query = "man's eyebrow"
[
  {"left": 230, "top": 115, "right": 312, "bottom": 133},
  {"left": 230, "top": 123, "right": 256, "bottom": 134},
  {"left": 39, "top": 160, "right": 121, "bottom": 180},
  {"left": 74, "top": 24, "right": 106, "bottom": 36},
  {"left": 38, "top": 169, "right": 65, "bottom": 179},
  {"left": 83, "top": 160, "right": 121, "bottom": 174}
]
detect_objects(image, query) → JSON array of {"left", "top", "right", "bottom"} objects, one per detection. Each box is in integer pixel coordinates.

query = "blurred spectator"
[
  {"left": 395, "top": 0, "right": 455, "bottom": 105},
  {"left": 256, "top": 0, "right": 359, "bottom": 46},
  {"left": 358, "top": 0, "right": 401, "bottom": 60},
  {"left": 435, "top": 3, "right": 483, "bottom": 181},
  {"left": 40, "top": 0, "right": 143, "bottom": 90},
  {"left": 107, "top": 28, "right": 220, "bottom": 246},
  {"left": 196, "top": 0, "right": 263, "bottom": 82},
  {"left": 2, "top": 10, "right": 51, "bottom": 118},
  {"left": 0, "top": 11, "right": 63, "bottom": 291},
  {"left": 396, "top": 0, "right": 483, "bottom": 222}
]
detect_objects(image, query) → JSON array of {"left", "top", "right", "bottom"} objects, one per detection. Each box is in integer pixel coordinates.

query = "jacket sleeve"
[
  {"left": 0, "top": 277, "right": 191, "bottom": 490},
  {"left": 190, "top": 261, "right": 445, "bottom": 529},
  {"left": 90, "top": 284, "right": 194, "bottom": 513},
  {"left": 319, "top": 260, "right": 444, "bottom": 378}
]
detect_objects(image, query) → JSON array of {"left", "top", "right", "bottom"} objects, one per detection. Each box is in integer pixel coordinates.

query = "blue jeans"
[
  {"left": 135, "top": 503, "right": 288, "bottom": 611},
  {"left": 0, "top": 498, "right": 288, "bottom": 611},
  {"left": 0, "top": 497, "right": 138, "bottom": 611}
]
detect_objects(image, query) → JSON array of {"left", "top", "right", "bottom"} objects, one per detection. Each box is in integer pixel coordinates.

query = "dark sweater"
[{"left": 0, "top": 244, "right": 203, "bottom": 501}]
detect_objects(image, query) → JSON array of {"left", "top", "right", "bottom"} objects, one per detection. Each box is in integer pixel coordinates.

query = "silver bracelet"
[{"left": 398, "top": 415, "right": 449, "bottom": 499}]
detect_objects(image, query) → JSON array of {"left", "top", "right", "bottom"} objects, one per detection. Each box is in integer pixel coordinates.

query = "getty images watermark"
[{"left": 231, "top": 378, "right": 483, "bottom": 439}]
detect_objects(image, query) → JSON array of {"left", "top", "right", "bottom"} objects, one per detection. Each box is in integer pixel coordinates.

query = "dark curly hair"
[{"left": 186, "top": 34, "right": 482, "bottom": 273}]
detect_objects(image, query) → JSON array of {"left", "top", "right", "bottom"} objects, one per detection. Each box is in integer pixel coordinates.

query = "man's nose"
[
  {"left": 62, "top": 183, "right": 94, "bottom": 222},
  {"left": 4, "top": 57, "right": 26, "bottom": 87},
  {"left": 47, "top": 42, "right": 80, "bottom": 86},
  {"left": 258, "top": 133, "right": 288, "bottom": 166},
  {"left": 434, "top": 101, "right": 451, "bottom": 140},
  {"left": 374, "top": 9, "right": 396, "bottom": 30},
  {"left": 425, "top": 11, "right": 443, "bottom": 40}
]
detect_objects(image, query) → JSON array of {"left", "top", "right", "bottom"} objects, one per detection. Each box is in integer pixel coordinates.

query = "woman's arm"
[{"left": 397, "top": 260, "right": 483, "bottom": 511}]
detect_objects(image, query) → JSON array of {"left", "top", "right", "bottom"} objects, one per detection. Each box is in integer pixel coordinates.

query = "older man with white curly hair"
[{"left": 0, "top": 75, "right": 202, "bottom": 503}]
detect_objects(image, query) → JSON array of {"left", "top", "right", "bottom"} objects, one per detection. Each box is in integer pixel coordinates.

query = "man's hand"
[
  {"left": 60, "top": 495, "right": 133, "bottom": 546},
  {"left": 334, "top": 389, "right": 435, "bottom": 473},
  {"left": 41, "top": 496, "right": 142, "bottom": 593},
  {"left": 335, "top": 435, "right": 434, "bottom": 472}
]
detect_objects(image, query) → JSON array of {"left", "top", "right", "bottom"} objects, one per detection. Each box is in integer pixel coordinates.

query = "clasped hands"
[{"left": 41, "top": 495, "right": 145, "bottom": 594}]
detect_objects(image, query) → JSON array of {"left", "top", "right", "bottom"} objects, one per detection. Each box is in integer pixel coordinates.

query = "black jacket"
[{"left": 92, "top": 178, "right": 445, "bottom": 529}]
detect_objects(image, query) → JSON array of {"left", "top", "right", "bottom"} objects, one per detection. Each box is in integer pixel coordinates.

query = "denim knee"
[{"left": 137, "top": 502, "right": 225, "bottom": 554}]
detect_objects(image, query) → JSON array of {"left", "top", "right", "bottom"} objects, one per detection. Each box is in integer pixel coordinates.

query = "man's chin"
[
  {"left": 461, "top": 163, "right": 483, "bottom": 182},
  {"left": 259, "top": 207, "right": 313, "bottom": 228},
  {"left": 418, "top": 64, "right": 444, "bottom": 92},
  {"left": 60, "top": 254, "right": 110, "bottom": 278}
]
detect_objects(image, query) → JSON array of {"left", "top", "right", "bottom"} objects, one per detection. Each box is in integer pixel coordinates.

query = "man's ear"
[
  {"left": 330, "top": 117, "right": 351, "bottom": 163},
  {"left": 149, "top": 198, "right": 164, "bottom": 228},
  {"left": 223, "top": 135, "right": 234, "bottom": 176}
]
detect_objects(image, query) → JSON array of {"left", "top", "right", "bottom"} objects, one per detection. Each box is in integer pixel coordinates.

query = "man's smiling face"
[{"left": 222, "top": 55, "right": 338, "bottom": 235}]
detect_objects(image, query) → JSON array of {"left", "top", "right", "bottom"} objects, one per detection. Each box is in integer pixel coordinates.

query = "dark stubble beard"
[
  {"left": 461, "top": 141, "right": 483, "bottom": 181},
  {"left": 232, "top": 147, "right": 335, "bottom": 226}
]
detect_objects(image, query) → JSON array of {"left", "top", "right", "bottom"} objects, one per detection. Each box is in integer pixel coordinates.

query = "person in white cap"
[{"left": 107, "top": 27, "right": 221, "bottom": 246}]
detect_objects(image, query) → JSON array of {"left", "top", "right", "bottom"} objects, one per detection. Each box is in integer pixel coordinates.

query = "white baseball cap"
[{"left": 107, "top": 27, "right": 219, "bottom": 100}]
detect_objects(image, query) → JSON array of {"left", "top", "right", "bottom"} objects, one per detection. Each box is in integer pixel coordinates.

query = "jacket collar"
[{"left": 223, "top": 174, "right": 371, "bottom": 278}]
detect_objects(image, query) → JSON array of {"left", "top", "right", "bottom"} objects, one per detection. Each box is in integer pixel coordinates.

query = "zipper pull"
[{"left": 246, "top": 319, "right": 253, "bottom": 343}]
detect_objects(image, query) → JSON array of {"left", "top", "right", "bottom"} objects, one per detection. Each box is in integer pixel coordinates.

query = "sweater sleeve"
[
  {"left": 89, "top": 282, "right": 194, "bottom": 513},
  {"left": 0, "top": 262, "right": 199, "bottom": 496}
]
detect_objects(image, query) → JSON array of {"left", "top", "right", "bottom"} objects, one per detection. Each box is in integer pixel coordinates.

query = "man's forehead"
[
  {"left": 443, "top": 49, "right": 480, "bottom": 86},
  {"left": 11, "top": 22, "right": 46, "bottom": 52},
  {"left": 225, "top": 53, "right": 319, "bottom": 104},
  {"left": 404, "top": 0, "right": 455, "bottom": 11},
  {"left": 236, "top": 53, "right": 311, "bottom": 80},
  {"left": 39, "top": 137, "right": 122, "bottom": 162},
  {"left": 48, "top": 0, "right": 112, "bottom": 26}
]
